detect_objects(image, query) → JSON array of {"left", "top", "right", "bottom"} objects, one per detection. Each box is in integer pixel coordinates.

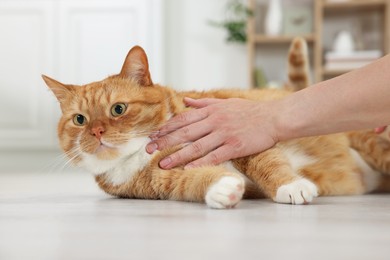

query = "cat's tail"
[{"left": 286, "top": 37, "right": 311, "bottom": 91}]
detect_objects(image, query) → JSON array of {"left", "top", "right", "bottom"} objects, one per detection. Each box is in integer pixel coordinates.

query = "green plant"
[{"left": 209, "top": 0, "right": 253, "bottom": 44}]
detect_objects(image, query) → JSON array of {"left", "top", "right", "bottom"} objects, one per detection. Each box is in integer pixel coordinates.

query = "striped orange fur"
[
  {"left": 43, "top": 39, "right": 390, "bottom": 209},
  {"left": 286, "top": 37, "right": 311, "bottom": 91}
]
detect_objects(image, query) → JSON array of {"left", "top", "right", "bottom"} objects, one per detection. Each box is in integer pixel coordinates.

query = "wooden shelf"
[
  {"left": 247, "top": 0, "right": 390, "bottom": 87},
  {"left": 254, "top": 34, "right": 316, "bottom": 44},
  {"left": 323, "top": 0, "right": 387, "bottom": 10},
  {"left": 322, "top": 68, "right": 352, "bottom": 76}
]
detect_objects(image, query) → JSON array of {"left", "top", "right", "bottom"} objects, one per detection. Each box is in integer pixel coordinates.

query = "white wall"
[
  {"left": 0, "top": 0, "right": 164, "bottom": 173},
  {"left": 161, "top": 0, "right": 313, "bottom": 90},
  {"left": 163, "top": 0, "right": 249, "bottom": 91}
]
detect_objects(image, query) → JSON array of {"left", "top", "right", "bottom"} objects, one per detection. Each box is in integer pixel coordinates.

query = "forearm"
[
  {"left": 148, "top": 55, "right": 390, "bottom": 167},
  {"left": 276, "top": 54, "right": 390, "bottom": 141}
]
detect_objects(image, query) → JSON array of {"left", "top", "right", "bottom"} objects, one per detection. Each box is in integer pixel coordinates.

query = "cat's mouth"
[
  {"left": 95, "top": 140, "right": 117, "bottom": 153},
  {"left": 92, "top": 140, "right": 120, "bottom": 160}
]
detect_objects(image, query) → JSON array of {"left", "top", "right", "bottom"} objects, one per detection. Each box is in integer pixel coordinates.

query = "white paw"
[
  {"left": 205, "top": 176, "right": 245, "bottom": 209},
  {"left": 274, "top": 179, "right": 318, "bottom": 205}
]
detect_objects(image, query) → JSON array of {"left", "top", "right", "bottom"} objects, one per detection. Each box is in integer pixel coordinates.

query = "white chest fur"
[
  {"left": 104, "top": 146, "right": 152, "bottom": 186},
  {"left": 81, "top": 137, "right": 152, "bottom": 186}
]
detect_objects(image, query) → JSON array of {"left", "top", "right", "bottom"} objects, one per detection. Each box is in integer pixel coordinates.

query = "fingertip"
[
  {"left": 184, "top": 97, "right": 210, "bottom": 108},
  {"left": 184, "top": 97, "right": 224, "bottom": 109},
  {"left": 375, "top": 126, "right": 386, "bottom": 134},
  {"left": 184, "top": 97, "right": 195, "bottom": 102},
  {"left": 159, "top": 157, "right": 173, "bottom": 169},
  {"left": 183, "top": 97, "right": 196, "bottom": 107},
  {"left": 146, "top": 142, "right": 158, "bottom": 154}
]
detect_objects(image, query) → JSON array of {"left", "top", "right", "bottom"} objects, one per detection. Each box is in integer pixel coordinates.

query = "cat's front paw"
[
  {"left": 205, "top": 176, "right": 245, "bottom": 209},
  {"left": 274, "top": 179, "right": 318, "bottom": 205}
]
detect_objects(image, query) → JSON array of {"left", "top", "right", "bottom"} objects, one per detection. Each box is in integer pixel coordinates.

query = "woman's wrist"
[{"left": 272, "top": 91, "right": 311, "bottom": 143}]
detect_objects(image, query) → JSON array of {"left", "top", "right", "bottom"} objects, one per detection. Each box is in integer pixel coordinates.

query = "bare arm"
[
  {"left": 146, "top": 54, "right": 390, "bottom": 169},
  {"left": 278, "top": 54, "right": 390, "bottom": 140}
]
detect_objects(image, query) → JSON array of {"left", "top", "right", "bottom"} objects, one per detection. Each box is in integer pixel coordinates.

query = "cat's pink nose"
[{"left": 91, "top": 126, "right": 105, "bottom": 140}]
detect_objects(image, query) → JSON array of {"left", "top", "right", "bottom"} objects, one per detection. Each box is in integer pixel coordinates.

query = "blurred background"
[{"left": 0, "top": 0, "right": 388, "bottom": 173}]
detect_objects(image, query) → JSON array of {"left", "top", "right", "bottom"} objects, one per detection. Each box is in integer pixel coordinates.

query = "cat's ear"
[
  {"left": 41, "top": 75, "right": 73, "bottom": 103},
  {"left": 119, "top": 46, "right": 153, "bottom": 86}
]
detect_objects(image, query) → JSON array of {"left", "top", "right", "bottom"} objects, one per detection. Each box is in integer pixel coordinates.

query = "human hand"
[
  {"left": 375, "top": 126, "right": 387, "bottom": 134},
  {"left": 146, "top": 97, "right": 280, "bottom": 169}
]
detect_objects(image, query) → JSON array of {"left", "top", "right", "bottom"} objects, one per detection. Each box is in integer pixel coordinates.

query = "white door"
[
  {"left": 0, "top": 0, "right": 163, "bottom": 171},
  {"left": 57, "top": 0, "right": 164, "bottom": 84},
  {"left": 0, "top": 1, "right": 56, "bottom": 149}
]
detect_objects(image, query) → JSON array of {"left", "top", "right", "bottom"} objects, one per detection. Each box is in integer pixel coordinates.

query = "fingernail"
[
  {"left": 146, "top": 143, "right": 158, "bottom": 154},
  {"left": 184, "top": 97, "right": 195, "bottom": 105},
  {"left": 159, "top": 157, "right": 172, "bottom": 169}
]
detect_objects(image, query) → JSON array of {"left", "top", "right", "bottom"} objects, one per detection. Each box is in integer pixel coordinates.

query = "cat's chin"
[
  {"left": 80, "top": 144, "right": 123, "bottom": 175},
  {"left": 80, "top": 137, "right": 151, "bottom": 176},
  {"left": 94, "top": 144, "right": 120, "bottom": 160},
  {"left": 81, "top": 151, "right": 123, "bottom": 175}
]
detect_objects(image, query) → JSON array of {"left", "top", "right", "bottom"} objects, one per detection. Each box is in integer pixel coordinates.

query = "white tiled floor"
[{"left": 1, "top": 172, "right": 390, "bottom": 260}]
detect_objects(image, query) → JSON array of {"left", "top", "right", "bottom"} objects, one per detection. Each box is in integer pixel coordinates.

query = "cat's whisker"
[
  {"left": 40, "top": 154, "right": 69, "bottom": 174},
  {"left": 57, "top": 152, "right": 81, "bottom": 170},
  {"left": 41, "top": 146, "right": 83, "bottom": 174},
  {"left": 59, "top": 147, "right": 83, "bottom": 172}
]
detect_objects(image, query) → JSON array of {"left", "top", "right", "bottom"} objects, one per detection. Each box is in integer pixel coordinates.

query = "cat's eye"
[
  {"left": 73, "top": 114, "right": 87, "bottom": 126},
  {"left": 111, "top": 103, "right": 127, "bottom": 117}
]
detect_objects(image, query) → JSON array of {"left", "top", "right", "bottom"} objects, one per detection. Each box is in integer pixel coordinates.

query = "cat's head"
[{"left": 43, "top": 46, "right": 170, "bottom": 174}]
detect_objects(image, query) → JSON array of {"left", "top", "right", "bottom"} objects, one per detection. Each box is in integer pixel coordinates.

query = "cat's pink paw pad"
[
  {"left": 205, "top": 176, "right": 245, "bottom": 209},
  {"left": 274, "top": 179, "right": 318, "bottom": 205}
]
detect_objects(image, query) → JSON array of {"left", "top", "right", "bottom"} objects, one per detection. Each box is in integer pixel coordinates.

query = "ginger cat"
[{"left": 43, "top": 38, "right": 390, "bottom": 209}]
